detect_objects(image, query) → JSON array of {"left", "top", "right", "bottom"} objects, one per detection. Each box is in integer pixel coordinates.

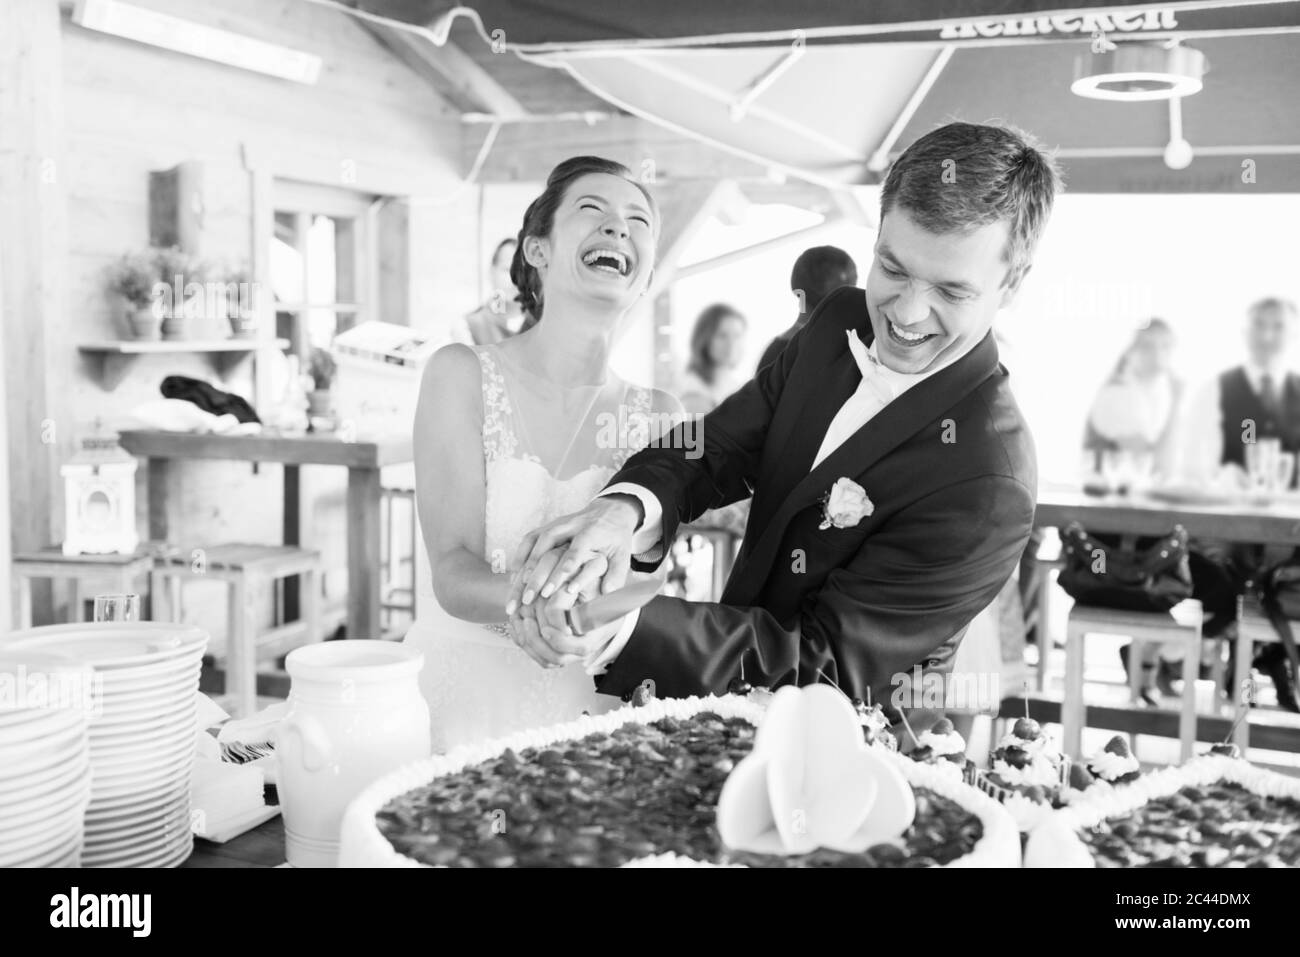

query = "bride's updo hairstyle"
[{"left": 509, "top": 156, "right": 657, "bottom": 324}]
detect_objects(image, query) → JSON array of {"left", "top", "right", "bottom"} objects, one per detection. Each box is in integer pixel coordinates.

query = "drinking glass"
[{"left": 93, "top": 594, "right": 140, "bottom": 622}]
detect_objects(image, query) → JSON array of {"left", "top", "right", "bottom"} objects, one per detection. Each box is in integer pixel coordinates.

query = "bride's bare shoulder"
[{"left": 417, "top": 342, "right": 483, "bottom": 413}]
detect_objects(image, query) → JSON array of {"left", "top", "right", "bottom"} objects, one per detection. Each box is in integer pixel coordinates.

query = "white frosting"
[
  {"left": 1086, "top": 748, "right": 1140, "bottom": 782},
  {"left": 1024, "top": 755, "right": 1300, "bottom": 868},
  {"left": 991, "top": 755, "right": 1060, "bottom": 789},
  {"left": 917, "top": 728, "right": 966, "bottom": 758},
  {"left": 338, "top": 693, "right": 1022, "bottom": 869},
  {"left": 1002, "top": 792, "right": 1055, "bottom": 833},
  {"left": 997, "top": 731, "right": 1050, "bottom": 754}
]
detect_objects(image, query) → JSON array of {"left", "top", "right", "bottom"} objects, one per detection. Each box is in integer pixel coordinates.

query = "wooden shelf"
[{"left": 78, "top": 338, "right": 290, "bottom": 389}]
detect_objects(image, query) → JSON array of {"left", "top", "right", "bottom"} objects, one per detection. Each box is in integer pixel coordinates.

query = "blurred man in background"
[
  {"left": 1178, "top": 296, "right": 1300, "bottom": 710},
  {"left": 757, "top": 245, "right": 858, "bottom": 370}
]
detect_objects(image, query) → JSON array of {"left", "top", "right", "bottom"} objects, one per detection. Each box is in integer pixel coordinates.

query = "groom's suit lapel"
[
  {"left": 726, "top": 328, "right": 1000, "bottom": 606},
  {"left": 747, "top": 345, "right": 860, "bottom": 535}
]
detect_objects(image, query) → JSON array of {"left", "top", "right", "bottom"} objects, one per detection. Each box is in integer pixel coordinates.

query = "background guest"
[
  {"left": 1177, "top": 296, "right": 1300, "bottom": 710},
  {"left": 1084, "top": 317, "right": 1183, "bottom": 479},
  {"left": 454, "top": 238, "right": 531, "bottom": 345},
  {"left": 758, "top": 245, "right": 858, "bottom": 371},
  {"left": 679, "top": 302, "right": 748, "bottom": 414},
  {"left": 1079, "top": 319, "right": 1185, "bottom": 703},
  {"left": 1178, "top": 297, "right": 1300, "bottom": 484}
]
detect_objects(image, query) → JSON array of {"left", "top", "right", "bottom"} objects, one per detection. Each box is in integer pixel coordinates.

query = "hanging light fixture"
[{"left": 1071, "top": 41, "right": 1205, "bottom": 102}]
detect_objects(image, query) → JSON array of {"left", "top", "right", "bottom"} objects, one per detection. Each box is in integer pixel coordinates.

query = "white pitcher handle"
[{"left": 279, "top": 712, "right": 333, "bottom": 773}]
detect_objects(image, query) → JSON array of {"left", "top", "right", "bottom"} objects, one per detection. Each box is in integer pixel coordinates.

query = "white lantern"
[{"left": 61, "top": 436, "right": 139, "bottom": 556}]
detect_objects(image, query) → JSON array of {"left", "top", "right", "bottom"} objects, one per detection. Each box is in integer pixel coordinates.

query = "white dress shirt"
[
  {"left": 584, "top": 328, "right": 948, "bottom": 675},
  {"left": 1176, "top": 362, "right": 1291, "bottom": 483}
]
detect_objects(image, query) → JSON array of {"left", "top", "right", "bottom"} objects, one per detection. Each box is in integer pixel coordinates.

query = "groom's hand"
[
  {"left": 506, "top": 494, "right": 644, "bottom": 614},
  {"left": 507, "top": 599, "right": 584, "bottom": 669}
]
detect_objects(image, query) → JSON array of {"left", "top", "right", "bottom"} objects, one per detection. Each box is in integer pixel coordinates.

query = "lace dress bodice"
[
  {"left": 406, "top": 344, "right": 655, "bottom": 753},
  {"left": 476, "top": 346, "right": 652, "bottom": 574}
]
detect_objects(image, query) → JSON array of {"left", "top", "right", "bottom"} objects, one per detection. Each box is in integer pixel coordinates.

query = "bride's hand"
[
  {"left": 506, "top": 496, "right": 642, "bottom": 614},
  {"left": 507, "top": 600, "right": 584, "bottom": 670}
]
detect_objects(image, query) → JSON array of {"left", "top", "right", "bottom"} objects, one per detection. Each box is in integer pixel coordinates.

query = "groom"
[{"left": 508, "top": 122, "right": 1059, "bottom": 731}]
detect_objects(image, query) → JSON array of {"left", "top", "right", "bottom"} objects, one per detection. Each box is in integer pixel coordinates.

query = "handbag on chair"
[
  {"left": 1057, "top": 522, "right": 1193, "bottom": 613},
  {"left": 1254, "top": 561, "right": 1300, "bottom": 710}
]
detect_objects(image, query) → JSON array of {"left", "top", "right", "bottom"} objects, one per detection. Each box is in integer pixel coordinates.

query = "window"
[{"left": 270, "top": 180, "right": 375, "bottom": 360}]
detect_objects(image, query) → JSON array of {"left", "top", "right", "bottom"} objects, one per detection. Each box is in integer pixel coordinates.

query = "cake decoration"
[
  {"left": 716, "top": 685, "right": 915, "bottom": 855},
  {"left": 1085, "top": 735, "right": 1141, "bottom": 785},
  {"left": 964, "top": 714, "right": 1070, "bottom": 831},
  {"left": 1025, "top": 755, "right": 1300, "bottom": 868},
  {"left": 909, "top": 718, "right": 967, "bottom": 779},
  {"left": 339, "top": 693, "right": 1021, "bottom": 867}
]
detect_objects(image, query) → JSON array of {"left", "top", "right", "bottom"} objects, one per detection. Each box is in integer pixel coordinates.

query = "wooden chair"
[
  {"left": 1061, "top": 599, "right": 1203, "bottom": 761},
  {"left": 11, "top": 547, "right": 156, "bottom": 628},
  {"left": 380, "top": 485, "right": 418, "bottom": 634},
  {"left": 150, "top": 544, "right": 321, "bottom": 718},
  {"left": 1233, "top": 593, "right": 1291, "bottom": 754}
]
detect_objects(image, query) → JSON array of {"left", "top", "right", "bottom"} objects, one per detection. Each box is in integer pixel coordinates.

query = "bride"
[{"left": 406, "top": 156, "right": 680, "bottom": 753}]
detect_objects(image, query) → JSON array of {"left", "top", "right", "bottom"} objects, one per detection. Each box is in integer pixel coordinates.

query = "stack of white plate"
[
  {"left": 0, "top": 654, "right": 94, "bottom": 867},
  {"left": 1, "top": 623, "right": 208, "bottom": 868}
]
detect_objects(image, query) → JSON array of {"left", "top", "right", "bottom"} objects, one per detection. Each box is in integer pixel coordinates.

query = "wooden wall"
[{"left": 3, "top": 0, "right": 471, "bottom": 638}]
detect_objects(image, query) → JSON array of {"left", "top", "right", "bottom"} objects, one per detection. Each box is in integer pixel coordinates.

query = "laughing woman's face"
[{"left": 527, "top": 173, "right": 658, "bottom": 317}]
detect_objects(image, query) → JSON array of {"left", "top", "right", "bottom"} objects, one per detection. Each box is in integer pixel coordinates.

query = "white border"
[{"left": 339, "top": 694, "right": 1021, "bottom": 868}]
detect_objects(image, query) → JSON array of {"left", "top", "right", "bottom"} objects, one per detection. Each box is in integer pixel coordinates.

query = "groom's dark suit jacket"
[{"left": 595, "top": 286, "right": 1037, "bottom": 723}]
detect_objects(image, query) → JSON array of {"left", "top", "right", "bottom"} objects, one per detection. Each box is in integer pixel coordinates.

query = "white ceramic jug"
[{"left": 277, "top": 640, "right": 429, "bottom": 867}]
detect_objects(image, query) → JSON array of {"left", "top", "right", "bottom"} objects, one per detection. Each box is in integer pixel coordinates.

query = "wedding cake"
[
  {"left": 339, "top": 692, "right": 1020, "bottom": 868},
  {"left": 1025, "top": 753, "right": 1300, "bottom": 868}
]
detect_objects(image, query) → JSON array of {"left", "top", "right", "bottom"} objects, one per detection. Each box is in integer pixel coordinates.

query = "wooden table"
[
  {"left": 118, "top": 430, "right": 413, "bottom": 641},
  {"left": 183, "top": 816, "right": 286, "bottom": 868},
  {"left": 1034, "top": 484, "right": 1300, "bottom": 545}
]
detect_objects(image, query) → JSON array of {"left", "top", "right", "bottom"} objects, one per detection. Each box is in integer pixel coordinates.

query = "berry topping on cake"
[
  {"left": 631, "top": 681, "right": 655, "bottom": 708},
  {"left": 1210, "top": 743, "right": 1243, "bottom": 759},
  {"left": 931, "top": 718, "right": 956, "bottom": 737},
  {"left": 1001, "top": 746, "right": 1032, "bottom": 770},
  {"left": 726, "top": 677, "right": 753, "bottom": 696},
  {"left": 1102, "top": 735, "right": 1131, "bottom": 758},
  {"left": 1012, "top": 717, "right": 1042, "bottom": 741},
  {"left": 1068, "top": 762, "right": 1097, "bottom": 792},
  {"left": 1085, "top": 735, "right": 1141, "bottom": 784}
]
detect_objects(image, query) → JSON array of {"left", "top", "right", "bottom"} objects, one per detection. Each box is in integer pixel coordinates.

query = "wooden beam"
[
  {"left": 375, "top": 200, "right": 411, "bottom": 327},
  {"left": 1, "top": 0, "right": 66, "bottom": 579},
  {"left": 359, "top": 22, "right": 526, "bottom": 120},
  {"left": 673, "top": 218, "right": 845, "bottom": 283},
  {"left": 643, "top": 180, "right": 741, "bottom": 301},
  {"left": 248, "top": 164, "right": 276, "bottom": 412},
  {"left": 472, "top": 114, "right": 768, "bottom": 184},
  {"left": 0, "top": 225, "right": 10, "bottom": 630}
]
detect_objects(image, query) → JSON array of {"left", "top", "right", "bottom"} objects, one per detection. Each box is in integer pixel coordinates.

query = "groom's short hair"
[{"left": 882, "top": 122, "right": 1061, "bottom": 289}]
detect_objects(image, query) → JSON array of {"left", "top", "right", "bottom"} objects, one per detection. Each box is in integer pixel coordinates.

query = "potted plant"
[
  {"left": 107, "top": 252, "right": 162, "bottom": 340},
  {"left": 154, "top": 246, "right": 207, "bottom": 341},
  {"left": 224, "top": 266, "right": 258, "bottom": 338},
  {"left": 307, "top": 347, "right": 337, "bottom": 417}
]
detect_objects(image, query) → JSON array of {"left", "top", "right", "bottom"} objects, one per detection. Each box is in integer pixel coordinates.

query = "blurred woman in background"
[
  {"left": 1084, "top": 317, "right": 1182, "bottom": 478},
  {"left": 679, "top": 303, "right": 748, "bottom": 414},
  {"left": 1081, "top": 318, "right": 1186, "bottom": 704}
]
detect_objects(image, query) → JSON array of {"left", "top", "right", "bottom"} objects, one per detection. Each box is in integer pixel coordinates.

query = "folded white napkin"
[{"left": 127, "top": 398, "right": 262, "bottom": 436}]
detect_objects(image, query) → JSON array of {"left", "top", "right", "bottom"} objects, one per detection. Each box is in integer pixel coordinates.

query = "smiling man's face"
[{"left": 865, "top": 207, "right": 1023, "bottom": 374}]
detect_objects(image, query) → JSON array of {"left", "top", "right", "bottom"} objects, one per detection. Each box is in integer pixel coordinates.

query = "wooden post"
[
  {"left": 0, "top": 0, "right": 67, "bottom": 625},
  {"left": 0, "top": 218, "right": 10, "bottom": 631}
]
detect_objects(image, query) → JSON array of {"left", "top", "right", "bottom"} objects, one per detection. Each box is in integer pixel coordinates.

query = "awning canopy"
[
  {"left": 358, "top": 1, "right": 1300, "bottom": 191},
  {"left": 413, "top": 0, "right": 1299, "bottom": 49}
]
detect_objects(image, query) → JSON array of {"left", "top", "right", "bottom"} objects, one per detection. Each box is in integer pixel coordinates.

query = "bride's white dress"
[{"left": 404, "top": 344, "right": 654, "bottom": 753}]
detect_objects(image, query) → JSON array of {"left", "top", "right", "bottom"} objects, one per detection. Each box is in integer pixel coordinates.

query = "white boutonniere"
[{"left": 819, "top": 477, "right": 873, "bottom": 530}]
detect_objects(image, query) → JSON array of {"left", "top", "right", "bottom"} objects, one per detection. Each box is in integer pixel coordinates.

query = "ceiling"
[{"left": 350, "top": 1, "right": 1300, "bottom": 191}]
